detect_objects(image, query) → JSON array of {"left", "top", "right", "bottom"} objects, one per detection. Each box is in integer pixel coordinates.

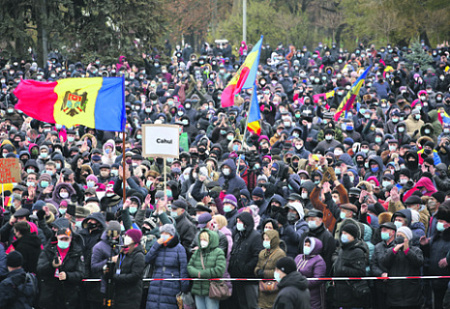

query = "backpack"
[{"left": 17, "top": 272, "right": 39, "bottom": 307}]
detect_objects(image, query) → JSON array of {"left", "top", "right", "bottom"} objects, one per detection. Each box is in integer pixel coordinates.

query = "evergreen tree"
[{"left": 403, "top": 41, "right": 434, "bottom": 70}]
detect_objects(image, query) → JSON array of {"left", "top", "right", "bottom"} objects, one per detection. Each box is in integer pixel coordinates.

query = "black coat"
[
  {"left": 0, "top": 268, "right": 35, "bottom": 309},
  {"left": 12, "top": 233, "right": 42, "bottom": 274},
  {"left": 332, "top": 240, "right": 368, "bottom": 308},
  {"left": 298, "top": 223, "right": 336, "bottom": 276},
  {"left": 37, "top": 241, "right": 84, "bottom": 309},
  {"left": 273, "top": 271, "right": 310, "bottom": 309},
  {"left": 228, "top": 212, "right": 264, "bottom": 279},
  {"left": 380, "top": 245, "right": 423, "bottom": 306},
  {"left": 370, "top": 240, "right": 394, "bottom": 276},
  {"left": 174, "top": 212, "right": 197, "bottom": 257},
  {"left": 112, "top": 244, "right": 145, "bottom": 309}
]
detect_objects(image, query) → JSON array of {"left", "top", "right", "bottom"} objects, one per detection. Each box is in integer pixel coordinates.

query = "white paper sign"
[{"left": 142, "top": 124, "right": 180, "bottom": 158}]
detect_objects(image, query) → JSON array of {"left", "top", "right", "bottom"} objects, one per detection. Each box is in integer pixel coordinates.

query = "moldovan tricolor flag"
[
  {"left": 14, "top": 77, "right": 126, "bottom": 131},
  {"left": 334, "top": 65, "right": 372, "bottom": 121},
  {"left": 221, "top": 37, "right": 263, "bottom": 107},
  {"left": 247, "top": 84, "right": 261, "bottom": 135}
]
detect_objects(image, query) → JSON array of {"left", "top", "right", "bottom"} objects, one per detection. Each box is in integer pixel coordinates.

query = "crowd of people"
[{"left": 0, "top": 39, "right": 450, "bottom": 309}]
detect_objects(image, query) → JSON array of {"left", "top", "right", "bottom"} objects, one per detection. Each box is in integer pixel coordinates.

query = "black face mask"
[
  {"left": 395, "top": 236, "right": 405, "bottom": 244},
  {"left": 87, "top": 222, "right": 98, "bottom": 230},
  {"left": 406, "top": 160, "right": 417, "bottom": 168},
  {"left": 156, "top": 158, "right": 164, "bottom": 165},
  {"left": 254, "top": 199, "right": 263, "bottom": 206},
  {"left": 349, "top": 196, "right": 358, "bottom": 204},
  {"left": 356, "top": 160, "right": 364, "bottom": 167},
  {"left": 260, "top": 148, "right": 269, "bottom": 155}
]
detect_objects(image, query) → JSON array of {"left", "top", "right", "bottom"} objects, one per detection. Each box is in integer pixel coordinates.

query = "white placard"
[{"left": 142, "top": 124, "right": 180, "bottom": 158}]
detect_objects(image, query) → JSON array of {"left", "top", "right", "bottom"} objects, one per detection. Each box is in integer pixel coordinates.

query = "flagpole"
[{"left": 122, "top": 130, "right": 126, "bottom": 204}]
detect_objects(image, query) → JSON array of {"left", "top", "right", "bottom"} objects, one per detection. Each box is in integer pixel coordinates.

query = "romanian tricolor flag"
[
  {"left": 247, "top": 84, "right": 261, "bottom": 135},
  {"left": 14, "top": 77, "right": 125, "bottom": 131},
  {"left": 221, "top": 37, "right": 263, "bottom": 107},
  {"left": 334, "top": 65, "right": 372, "bottom": 121}
]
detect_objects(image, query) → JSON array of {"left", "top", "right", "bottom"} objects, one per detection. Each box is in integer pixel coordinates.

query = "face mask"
[
  {"left": 301, "top": 192, "right": 308, "bottom": 200},
  {"left": 308, "top": 220, "right": 318, "bottom": 230},
  {"left": 75, "top": 221, "right": 82, "bottom": 228},
  {"left": 375, "top": 137, "right": 382, "bottom": 143},
  {"left": 398, "top": 127, "right": 405, "bottom": 133},
  {"left": 223, "top": 205, "right": 233, "bottom": 213},
  {"left": 60, "top": 192, "right": 69, "bottom": 199},
  {"left": 274, "top": 271, "right": 282, "bottom": 282},
  {"left": 200, "top": 240, "right": 209, "bottom": 248},
  {"left": 437, "top": 222, "right": 446, "bottom": 232},
  {"left": 415, "top": 115, "right": 420, "bottom": 121},
  {"left": 222, "top": 169, "right": 230, "bottom": 176},
  {"left": 382, "top": 180, "right": 391, "bottom": 187},
  {"left": 349, "top": 176, "right": 354, "bottom": 183},
  {"left": 129, "top": 207, "right": 137, "bottom": 214},
  {"left": 87, "top": 181, "right": 95, "bottom": 188},
  {"left": 371, "top": 166, "right": 379, "bottom": 173},
  {"left": 389, "top": 145, "right": 397, "bottom": 151},
  {"left": 381, "top": 232, "right": 390, "bottom": 241},
  {"left": 287, "top": 212, "right": 297, "bottom": 222},
  {"left": 58, "top": 240, "right": 70, "bottom": 249},
  {"left": 334, "top": 150, "right": 343, "bottom": 156},
  {"left": 362, "top": 149, "right": 369, "bottom": 154},
  {"left": 394, "top": 221, "right": 403, "bottom": 229},
  {"left": 340, "top": 211, "right": 347, "bottom": 220},
  {"left": 325, "top": 135, "right": 332, "bottom": 141},
  {"left": 161, "top": 234, "right": 170, "bottom": 242},
  {"left": 67, "top": 136, "right": 75, "bottom": 142},
  {"left": 303, "top": 246, "right": 312, "bottom": 255},
  {"left": 41, "top": 181, "right": 49, "bottom": 188},
  {"left": 27, "top": 181, "right": 36, "bottom": 187},
  {"left": 340, "top": 234, "right": 350, "bottom": 243},
  {"left": 424, "top": 129, "right": 431, "bottom": 134},
  {"left": 111, "top": 170, "right": 119, "bottom": 177},
  {"left": 170, "top": 211, "right": 178, "bottom": 218},
  {"left": 41, "top": 153, "right": 48, "bottom": 159},
  {"left": 236, "top": 222, "right": 245, "bottom": 231},
  {"left": 59, "top": 208, "right": 66, "bottom": 215},
  {"left": 335, "top": 167, "right": 341, "bottom": 175},
  {"left": 263, "top": 240, "right": 271, "bottom": 249},
  {"left": 227, "top": 135, "right": 233, "bottom": 141}
]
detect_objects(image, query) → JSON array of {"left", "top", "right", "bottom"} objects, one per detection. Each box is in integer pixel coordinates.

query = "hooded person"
[
  {"left": 228, "top": 212, "right": 264, "bottom": 309},
  {"left": 101, "top": 139, "right": 117, "bottom": 165},
  {"left": 434, "top": 163, "right": 450, "bottom": 192},
  {"left": 187, "top": 229, "right": 227, "bottom": 309},
  {"left": 403, "top": 176, "right": 437, "bottom": 201},
  {"left": 364, "top": 155, "right": 385, "bottom": 183},
  {"left": 272, "top": 257, "right": 310, "bottom": 309},
  {"left": 280, "top": 202, "right": 309, "bottom": 258},
  {"left": 295, "top": 237, "right": 326, "bottom": 309},
  {"left": 79, "top": 212, "right": 106, "bottom": 277},
  {"left": 218, "top": 158, "right": 247, "bottom": 194},
  {"left": 254, "top": 229, "right": 286, "bottom": 309}
]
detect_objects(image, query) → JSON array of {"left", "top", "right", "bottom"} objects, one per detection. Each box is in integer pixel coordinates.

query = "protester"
[{"left": 1, "top": 39, "right": 450, "bottom": 309}]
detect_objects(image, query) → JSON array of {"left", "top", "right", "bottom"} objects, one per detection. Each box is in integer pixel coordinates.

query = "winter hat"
[
  {"left": 252, "top": 187, "right": 265, "bottom": 198},
  {"left": 32, "top": 200, "right": 46, "bottom": 212},
  {"left": 106, "top": 220, "right": 121, "bottom": 234},
  {"left": 341, "top": 223, "right": 359, "bottom": 239},
  {"left": 398, "top": 168, "right": 411, "bottom": 178},
  {"left": 276, "top": 257, "right": 297, "bottom": 275},
  {"left": 397, "top": 226, "right": 413, "bottom": 240},
  {"left": 143, "top": 217, "right": 159, "bottom": 230},
  {"left": 405, "top": 195, "right": 422, "bottom": 205},
  {"left": 256, "top": 175, "right": 268, "bottom": 183},
  {"left": 86, "top": 175, "right": 98, "bottom": 183},
  {"left": 432, "top": 192, "right": 446, "bottom": 204},
  {"left": 171, "top": 200, "right": 187, "bottom": 210},
  {"left": 125, "top": 229, "right": 142, "bottom": 244},
  {"left": 160, "top": 224, "right": 176, "bottom": 236},
  {"left": 7, "top": 251, "right": 23, "bottom": 268},
  {"left": 39, "top": 173, "right": 52, "bottom": 182},
  {"left": 197, "top": 213, "right": 212, "bottom": 229},
  {"left": 340, "top": 203, "right": 358, "bottom": 213},
  {"left": 223, "top": 194, "right": 238, "bottom": 208}
]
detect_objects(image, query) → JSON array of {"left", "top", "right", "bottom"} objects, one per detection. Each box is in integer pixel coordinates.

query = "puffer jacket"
[
  {"left": 229, "top": 212, "right": 264, "bottom": 279},
  {"left": 187, "top": 229, "right": 226, "bottom": 296},
  {"left": 332, "top": 219, "right": 370, "bottom": 308},
  {"left": 254, "top": 230, "right": 286, "bottom": 309},
  {"left": 380, "top": 244, "right": 423, "bottom": 307},
  {"left": 145, "top": 234, "right": 189, "bottom": 309},
  {"left": 37, "top": 240, "right": 84, "bottom": 309},
  {"left": 218, "top": 158, "right": 247, "bottom": 193},
  {"left": 422, "top": 226, "right": 450, "bottom": 292},
  {"left": 79, "top": 212, "right": 106, "bottom": 277},
  {"left": 295, "top": 237, "right": 326, "bottom": 309},
  {"left": 280, "top": 202, "right": 309, "bottom": 258},
  {"left": 434, "top": 163, "right": 450, "bottom": 192},
  {"left": 0, "top": 268, "right": 35, "bottom": 309},
  {"left": 112, "top": 245, "right": 145, "bottom": 309}
]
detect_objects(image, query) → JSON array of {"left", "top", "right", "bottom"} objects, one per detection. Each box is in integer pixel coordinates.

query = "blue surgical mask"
[
  {"left": 341, "top": 234, "right": 350, "bottom": 243},
  {"left": 381, "top": 232, "right": 390, "bottom": 241},
  {"left": 303, "top": 246, "right": 312, "bottom": 255},
  {"left": 394, "top": 221, "right": 403, "bottom": 229},
  {"left": 129, "top": 207, "right": 137, "bottom": 214},
  {"left": 40, "top": 181, "right": 49, "bottom": 188},
  {"left": 236, "top": 222, "right": 245, "bottom": 231},
  {"left": 274, "top": 271, "right": 282, "bottom": 282},
  {"left": 223, "top": 205, "right": 233, "bottom": 213},
  {"left": 59, "top": 208, "right": 67, "bottom": 215},
  {"left": 233, "top": 145, "right": 239, "bottom": 151},
  {"left": 170, "top": 211, "right": 178, "bottom": 218},
  {"left": 437, "top": 222, "right": 446, "bottom": 232},
  {"left": 87, "top": 181, "right": 95, "bottom": 188},
  {"left": 146, "top": 180, "right": 153, "bottom": 188},
  {"left": 46, "top": 170, "right": 53, "bottom": 176},
  {"left": 371, "top": 166, "right": 379, "bottom": 173},
  {"left": 57, "top": 240, "right": 70, "bottom": 249},
  {"left": 263, "top": 240, "right": 271, "bottom": 249},
  {"left": 340, "top": 211, "right": 346, "bottom": 220}
]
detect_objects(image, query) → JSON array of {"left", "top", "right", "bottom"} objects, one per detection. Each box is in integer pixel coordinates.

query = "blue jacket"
[
  {"left": 0, "top": 268, "right": 35, "bottom": 309},
  {"left": 146, "top": 235, "right": 189, "bottom": 309}
]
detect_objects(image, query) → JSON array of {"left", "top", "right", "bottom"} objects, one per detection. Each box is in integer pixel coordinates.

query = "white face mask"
[{"left": 60, "top": 192, "right": 69, "bottom": 199}]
